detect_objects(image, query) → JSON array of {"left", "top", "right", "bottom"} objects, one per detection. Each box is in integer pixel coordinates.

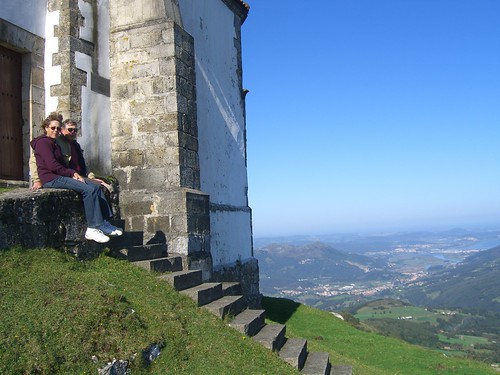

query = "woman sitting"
[{"left": 31, "top": 112, "right": 122, "bottom": 243}]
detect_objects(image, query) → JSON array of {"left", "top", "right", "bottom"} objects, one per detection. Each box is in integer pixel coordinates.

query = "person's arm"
[{"left": 29, "top": 153, "right": 42, "bottom": 190}]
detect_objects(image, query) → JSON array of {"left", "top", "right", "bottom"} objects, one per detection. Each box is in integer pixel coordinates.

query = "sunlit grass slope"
[
  {"left": 263, "top": 297, "right": 497, "bottom": 375},
  {"left": 0, "top": 247, "right": 297, "bottom": 374}
]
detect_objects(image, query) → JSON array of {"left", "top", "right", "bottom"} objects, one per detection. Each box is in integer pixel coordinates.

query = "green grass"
[
  {"left": 356, "top": 304, "right": 441, "bottom": 324},
  {"left": 438, "top": 334, "right": 490, "bottom": 346},
  {"left": 2, "top": 247, "right": 497, "bottom": 375},
  {"left": 0, "top": 247, "right": 298, "bottom": 374},
  {"left": 263, "top": 297, "right": 498, "bottom": 375}
]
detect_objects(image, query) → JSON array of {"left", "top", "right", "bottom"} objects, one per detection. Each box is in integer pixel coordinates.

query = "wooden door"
[{"left": 0, "top": 45, "right": 23, "bottom": 180}]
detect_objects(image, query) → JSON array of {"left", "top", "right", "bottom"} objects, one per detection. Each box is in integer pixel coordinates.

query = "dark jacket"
[
  {"left": 30, "top": 135, "right": 75, "bottom": 185},
  {"left": 55, "top": 137, "right": 88, "bottom": 177}
]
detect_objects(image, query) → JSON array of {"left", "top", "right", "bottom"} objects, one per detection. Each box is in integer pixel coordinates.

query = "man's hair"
[
  {"left": 41, "top": 112, "right": 63, "bottom": 129},
  {"left": 62, "top": 119, "right": 77, "bottom": 128}
]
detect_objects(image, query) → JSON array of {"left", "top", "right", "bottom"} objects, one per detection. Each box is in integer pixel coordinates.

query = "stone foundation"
[
  {"left": 0, "top": 188, "right": 104, "bottom": 259},
  {"left": 212, "top": 257, "right": 262, "bottom": 308}
]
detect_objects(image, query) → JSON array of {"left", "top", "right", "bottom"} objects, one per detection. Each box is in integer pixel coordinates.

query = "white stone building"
[{"left": 0, "top": 0, "right": 259, "bottom": 304}]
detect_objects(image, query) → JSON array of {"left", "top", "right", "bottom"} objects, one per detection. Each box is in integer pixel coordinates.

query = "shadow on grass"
[{"left": 262, "top": 296, "right": 300, "bottom": 324}]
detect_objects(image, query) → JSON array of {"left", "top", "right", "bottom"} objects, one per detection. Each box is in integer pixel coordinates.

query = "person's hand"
[
  {"left": 73, "top": 172, "right": 85, "bottom": 183},
  {"left": 91, "top": 178, "right": 105, "bottom": 185},
  {"left": 31, "top": 181, "right": 42, "bottom": 190}
]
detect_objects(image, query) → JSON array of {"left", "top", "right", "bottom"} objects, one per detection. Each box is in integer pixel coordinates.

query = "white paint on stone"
[
  {"left": 79, "top": 0, "right": 94, "bottom": 43},
  {"left": 76, "top": 51, "right": 112, "bottom": 175},
  {"left": 0, "top": 0, "right": 47, "bottom": 37},
  {"left": 45, "top": 9, "right": 61, "bottom": 115},
  {"left": 76, "top": 0, "right": 112, "bottom": 175},
  {"left": 179, "top": 0, "right": 253, "bottom": 266}
]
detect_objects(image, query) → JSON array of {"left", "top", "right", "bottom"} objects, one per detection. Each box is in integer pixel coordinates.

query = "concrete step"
[
  {"left": 222, "top": 281, "right": 242, "bottom": 296},
  {"left": 252, "top": 323, "right": 286, "bottom": 351},
  {"left": 180, "top": 282, "right": 223, "bottom": 306},
  {"left": 157, "top": 269, "right": 203, "bottom": 291},
  {"left": 301, "top": 352, "right": 331, "bottom": 375},
  {"left": 330, "top": 365, "right": 352, "bottom": 375},
  {"left": 229, "top": 309, "right": 265, "bottom": 337},
  {"left": 133, "top": 255, "right": 183, "bottom": 273},
  {"left": 203, "top": 295, "right": 246, "bottom": 319},
  {"left": 279, "top": 338, "right": 308, "bottom": 370},
  {"left": 110, "top": 242, "right": 168, "bottom": 262}
]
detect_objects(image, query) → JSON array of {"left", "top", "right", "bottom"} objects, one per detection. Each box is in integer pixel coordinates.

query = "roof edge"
[{"left": 222, "top": 0, "right": 250, "bottom": 23}]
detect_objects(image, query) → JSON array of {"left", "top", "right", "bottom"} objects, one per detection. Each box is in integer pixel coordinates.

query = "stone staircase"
[{"left": 107, "top": 226, "right": 352, "bottom": 375}]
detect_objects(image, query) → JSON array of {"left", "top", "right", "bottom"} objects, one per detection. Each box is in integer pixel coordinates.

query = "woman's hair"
[{"left": 41, "top": 112, "right": 63, "bottom": 129}]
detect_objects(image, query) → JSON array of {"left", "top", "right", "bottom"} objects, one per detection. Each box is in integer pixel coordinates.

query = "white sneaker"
[
  {"left": 99, "top": 221, "right": 123, "bottom": 237},
  {"left": 85, "top": 228, "right": 110, "bottom": 243}
]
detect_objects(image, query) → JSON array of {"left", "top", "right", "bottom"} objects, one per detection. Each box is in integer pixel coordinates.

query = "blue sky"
[{"left": 241, "top": 1, "right": 500, "bottom": 237}]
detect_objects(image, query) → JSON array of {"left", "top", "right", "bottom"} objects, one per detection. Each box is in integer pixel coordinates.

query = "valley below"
[{"left": 255, "top": 227, "right": 500, "bottom": 363}]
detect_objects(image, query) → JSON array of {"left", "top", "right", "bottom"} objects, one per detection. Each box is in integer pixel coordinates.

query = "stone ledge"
[{"left": 0, "top": 188, "right": 104, "bottom": 259}]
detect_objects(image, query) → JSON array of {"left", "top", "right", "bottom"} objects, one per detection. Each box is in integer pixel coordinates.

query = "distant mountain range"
[
  {"left": 256, "top": 242, "right": 396, "bottom": 291},
  {"left": 402, "top": 246, "right": 500, "bottom": 312}
]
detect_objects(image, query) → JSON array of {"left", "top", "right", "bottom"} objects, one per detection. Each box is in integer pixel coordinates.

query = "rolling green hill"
[
  {"left": 1, "top": 247, "right": 497, "bottom": 374},
  {"left": 403, "top": 246, "right": 500, "bottom": 312}
]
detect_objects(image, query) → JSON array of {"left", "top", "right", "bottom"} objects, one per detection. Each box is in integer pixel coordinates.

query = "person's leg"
[{"left": 44, "top": 176, "right": 105, "bottom": 228}]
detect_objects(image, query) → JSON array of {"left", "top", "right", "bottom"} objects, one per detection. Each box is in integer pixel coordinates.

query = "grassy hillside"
[
  {"left": 403, "top": 246, "right": 500, "bottom": 312},
  {"left": 263, "top": 297, "right": 498, "bottom": 375},
  {"left": 1, "top": 247, "right": 497, "bottom": 374},
  {"left": 0, "top": 247, "right": 297, "bottom": 374}
]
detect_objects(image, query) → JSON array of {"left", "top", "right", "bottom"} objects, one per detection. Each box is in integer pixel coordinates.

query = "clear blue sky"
[{"left": 241, "top": 1, "right": 500, "bottom": 237}]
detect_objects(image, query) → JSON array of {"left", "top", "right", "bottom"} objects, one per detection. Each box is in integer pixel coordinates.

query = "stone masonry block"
[
  {"left": 130, "top": 97, "right": 165, "bottom": 116},
  {"left": 158, "top": 57, "right": 177, "bottom": 76},
  {"left": 152, "top": 76, "right": 176, "bottom": 94},
  {"left": 170, "top": 214, "right": 188, "bottom": 233},
  {"left": 129, "top": 215, "right": 145, "bottom": 233},
  {"left": 120, "top": 200, "right": 153, "bottom": 217},
  {"left": 186, "top": 191, "right": 210, "bottom": 215},
  {"left": 178, "top": 133, "right": 198, "bottom": 152},
  {"left": 146, "top": 215, "right": 171, "bottom": 234},
  {"left": 116, "top": 150, "right": 145, "bottom": 167},
  {"left": 148, "top": 43, "right": 175, "bottom": 60},
  {"left": 137, "top": 113, "right": 178, "bottom": 133},
  {"left": 132, "top": 61, "right": 160, "bottom": 79},
  {"left": 164, "top": 92, "right": 178, "bottom": 112},
  {"left": 128, "top": 168, "right": 168, "bottom": 190},
  {"left": 129, "top": 28, "right": 164, "bottom": 49}
]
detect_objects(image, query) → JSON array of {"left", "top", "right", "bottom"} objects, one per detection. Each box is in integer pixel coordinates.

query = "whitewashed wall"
[
  {"left": 0, "top": 0, "right": 47, "bottom": 37},
  {"left": 77, "top": 0, "right": 112, "bottom": 175},
  {"left": 179, "top": 0, "right": 253, "bottom": 266}
]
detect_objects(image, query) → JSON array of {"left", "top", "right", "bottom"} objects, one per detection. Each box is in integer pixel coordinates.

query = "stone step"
[
  {"left": 157, "top": 269, "right": 203, "bottom": 291},
  {"left": 221, "top": 281, "right": 242, "bottom": 296},
  {"left": 279, "top": 338, "right": 308, "bottom": 370},
  {"left": 330, "top": 365, "right": 352, "bottom": 375},
  {"left": 110, "top": 242, "right": 168, "bottom": 262},
  {"left": 229, "top": 309, "right": 265, "bottom": 337},
  {"left": 301, "top": 352, "right": 331, "bottom": 375},
  {"left": 108, "top": 231, "right": 145, "bottom": 249},
  {"left": 180, "top": 282, "right": 223, "bottom": 306},
  {"left": 252, "top": 323, "right": 286, "bottom": 351},
  {"left": 203, "top": 295, "right": 246, "bottom": 319},
  {"left": 133, "top": 255, "right": 183, "bottom": 273}
]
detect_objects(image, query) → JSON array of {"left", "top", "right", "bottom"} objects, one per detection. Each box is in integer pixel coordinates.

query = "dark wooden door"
[{"left": 0, "top": 45, "right": 23, "bottom": 180}]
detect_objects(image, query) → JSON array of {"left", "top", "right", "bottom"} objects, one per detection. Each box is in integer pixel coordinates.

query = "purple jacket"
[{"left": 30, "top": 135, "right": 75, "bottom": 185}]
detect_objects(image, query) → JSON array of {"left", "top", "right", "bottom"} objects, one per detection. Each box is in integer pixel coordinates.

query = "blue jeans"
[{"left": 44, "top": 176, "right": 112, "bottom": 228}]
